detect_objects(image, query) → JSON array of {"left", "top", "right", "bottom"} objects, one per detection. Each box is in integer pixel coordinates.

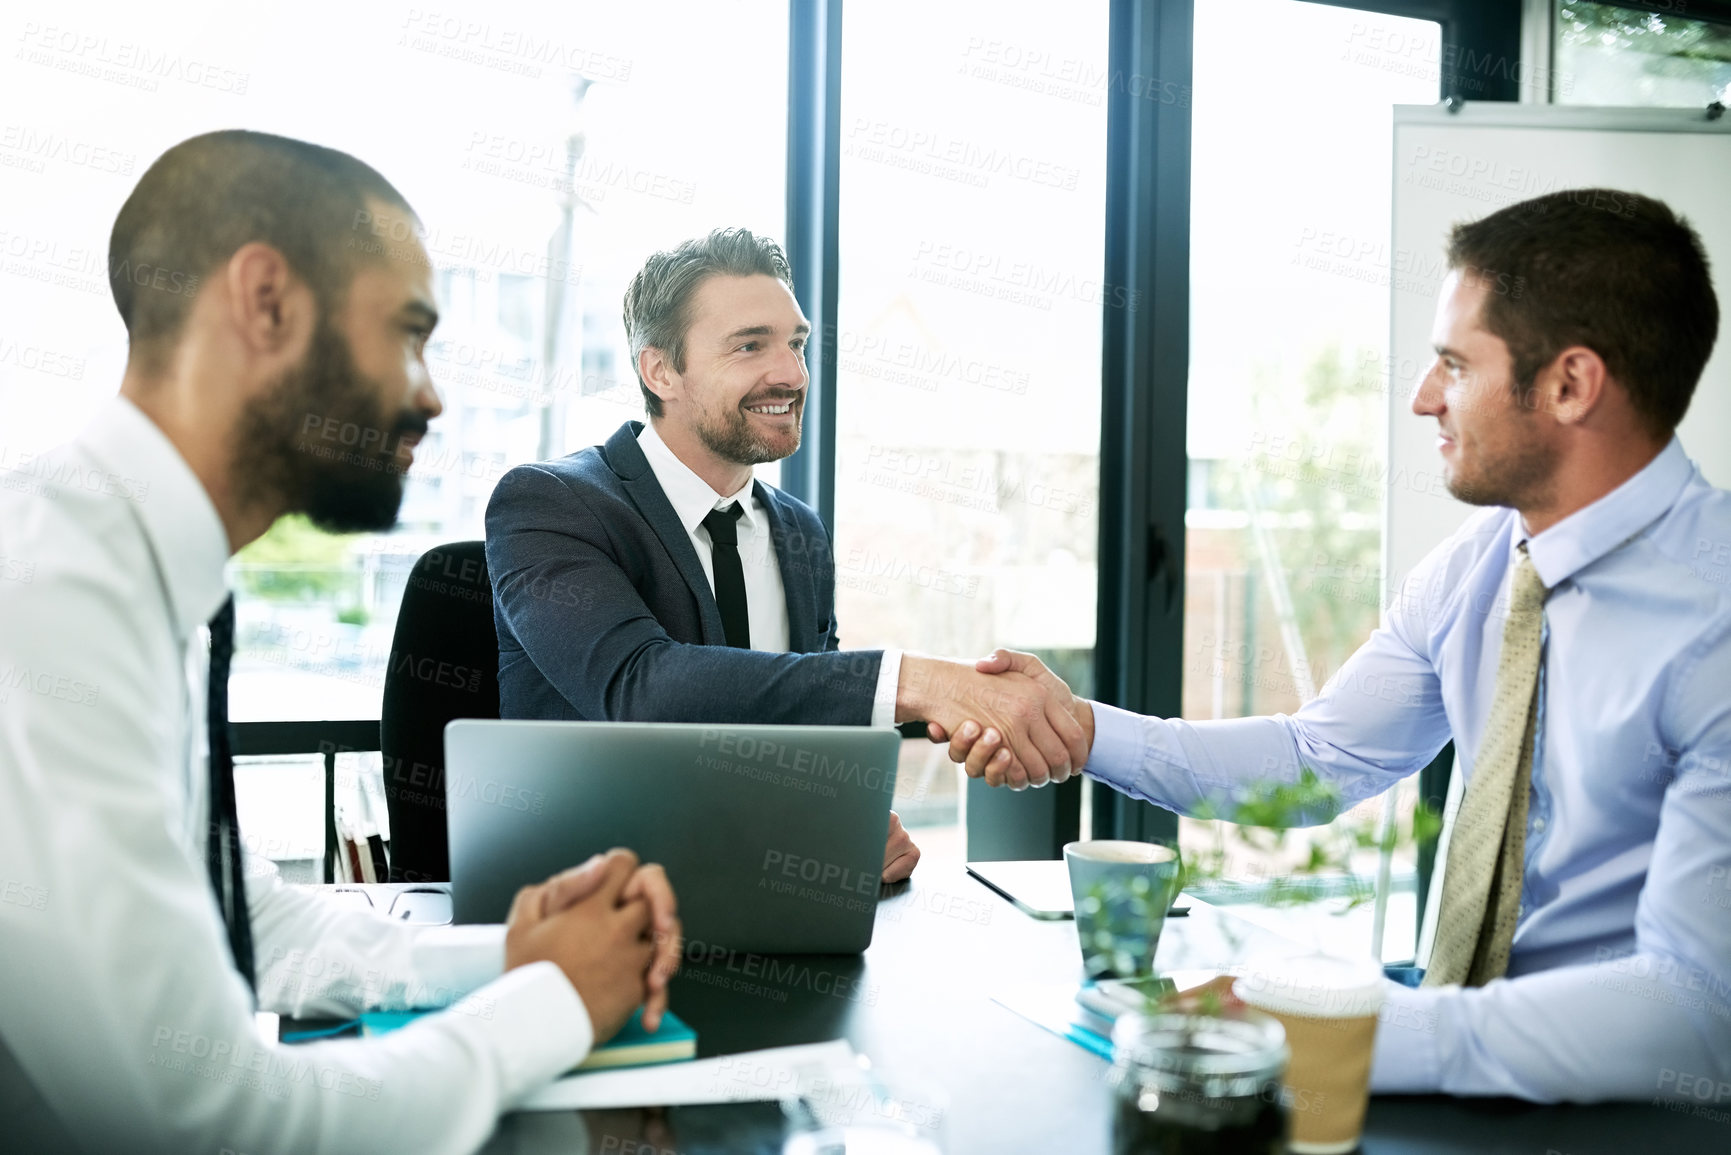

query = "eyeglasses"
[{"left": 326, "top": 886, "right": 452, "bottom": 925}]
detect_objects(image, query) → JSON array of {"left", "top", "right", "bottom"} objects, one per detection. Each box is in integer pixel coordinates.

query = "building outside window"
[{"left": 1555, "top": 3, "right": 1731, "bottom": 106}]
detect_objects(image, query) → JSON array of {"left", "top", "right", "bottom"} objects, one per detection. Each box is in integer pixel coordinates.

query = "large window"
[
  {"left": 1, "top": 0, "right": 788, "bottom": 875},
  {"left": 1182, "top": 0, "right": 1441, "bottom": 957},
  {"left": 4, "top": 1, "right": 789, "bottom": 721},
  {"left": 221, "top": 4, "right": 789, "bottom": 724},
  {"left": 833, "top": 0, "right": 1109, "bottom": 854}
]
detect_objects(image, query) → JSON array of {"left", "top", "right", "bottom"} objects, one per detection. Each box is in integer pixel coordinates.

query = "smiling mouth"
[{"left": 744, "top": 400, "right": 797, "bottom": 416}]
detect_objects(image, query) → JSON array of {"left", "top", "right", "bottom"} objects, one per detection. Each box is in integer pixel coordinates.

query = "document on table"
[{"left": 517, "top": 1039, "right": 859, "bottom": 1111}]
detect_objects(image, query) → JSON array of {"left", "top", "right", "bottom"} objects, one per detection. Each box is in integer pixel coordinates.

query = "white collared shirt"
[
  {"left": 637, "top": 421, "right": 900, "bottom": 726},
  {"left": 0, "top": 398, "right": 592, "bottom": 1153}
]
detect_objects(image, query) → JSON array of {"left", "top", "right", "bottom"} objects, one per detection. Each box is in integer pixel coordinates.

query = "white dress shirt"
[
  {"left": 0, "top": 398, "right": 593, "bottom": 1153},
  {"left": 636, "top": 421, "right": 901, "bottom": 726},
  {"left": 1086, "top": 438, "right": 1731, "bottom": 1102}
]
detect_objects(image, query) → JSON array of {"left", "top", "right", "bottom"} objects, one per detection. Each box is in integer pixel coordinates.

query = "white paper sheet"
[{"left": 516, "top": 1039, "right": 859, "bottom": 1112}]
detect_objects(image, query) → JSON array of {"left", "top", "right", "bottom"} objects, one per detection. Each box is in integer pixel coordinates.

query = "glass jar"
[{"left": 1109, "top": 1011, "right": 1290, "bottom": 1155}]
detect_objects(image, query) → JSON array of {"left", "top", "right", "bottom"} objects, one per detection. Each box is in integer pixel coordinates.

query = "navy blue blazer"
[{"left": 485, "top": 421, "right": 883, "bottom": 724}]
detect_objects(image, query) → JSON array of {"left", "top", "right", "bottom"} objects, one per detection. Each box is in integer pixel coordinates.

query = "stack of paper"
[{"left": 518, "top": 1039, "right": 860, "bottom": 1112}]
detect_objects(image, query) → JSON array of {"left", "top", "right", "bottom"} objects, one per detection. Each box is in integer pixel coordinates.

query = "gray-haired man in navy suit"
[{"left": 486, "top": 229, "right": 1088, "bottom": 883}]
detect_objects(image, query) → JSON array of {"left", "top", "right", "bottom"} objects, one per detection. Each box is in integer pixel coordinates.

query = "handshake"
[{"left": 896, "top": 649, "right": 1096, "bottom": 791}]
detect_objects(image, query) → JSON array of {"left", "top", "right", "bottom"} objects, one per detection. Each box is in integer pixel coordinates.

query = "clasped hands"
[
  {"left": 899, "top": 649, "right": 1095, "bottom": 791},
  {"left": 503, "top": 848, "right": 681, "bottom": 1043}
]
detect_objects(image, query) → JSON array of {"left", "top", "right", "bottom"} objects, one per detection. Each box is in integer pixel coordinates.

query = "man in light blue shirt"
[{"left": 949, "top": 188, "right": 1730, "bottom": 1102}]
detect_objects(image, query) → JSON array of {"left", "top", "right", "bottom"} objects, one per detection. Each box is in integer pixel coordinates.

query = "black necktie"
[
  {"left": 207, "top": 595, "right": 256, "bottom": 992},
  {"left": 701, "top": 503, "right": 751, "bottom": 649}
]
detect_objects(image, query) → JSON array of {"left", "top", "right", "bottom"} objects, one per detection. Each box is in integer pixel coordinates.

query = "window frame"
[
  {"left": 778, "top": 0, "right": 843, "bottom": 530},
  {"left": 1085, "top": 1, "right": 1521, "bottom": 931}
]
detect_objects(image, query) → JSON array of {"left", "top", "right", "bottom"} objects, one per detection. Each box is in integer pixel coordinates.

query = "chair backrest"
[{"left": 380, "top": 541, "right": 499, "bottom": 882}]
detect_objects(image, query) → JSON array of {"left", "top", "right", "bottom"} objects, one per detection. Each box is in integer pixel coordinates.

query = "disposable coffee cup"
[
  {"left": 1063, "top": 840, "right": 1181, "bottom": 980},
  {"left": 1233, "top": 953, "right": 1386, "bottom": 1154}
]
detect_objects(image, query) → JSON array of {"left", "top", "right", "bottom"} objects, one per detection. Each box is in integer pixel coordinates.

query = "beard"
[
  {"left": 233, "top": 316, "right": 428, "bottom": 533},
  {"left": 691, "top": 389, "right": 803, "bottom": 466},
  {"left": 1444, "top": 419, "right": 1559, "bottom": 511}
]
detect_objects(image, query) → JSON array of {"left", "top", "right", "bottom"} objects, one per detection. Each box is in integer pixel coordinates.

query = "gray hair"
[{"left": 622, "top": 227, "right": 796, "bottom": 417}]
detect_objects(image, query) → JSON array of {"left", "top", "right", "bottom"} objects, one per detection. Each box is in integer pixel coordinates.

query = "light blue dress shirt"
[{"left": 1086, "top": 438, "right": 1731, "bottom": 1101}]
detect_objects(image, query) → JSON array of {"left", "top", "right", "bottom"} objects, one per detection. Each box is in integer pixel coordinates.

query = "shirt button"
[{"left": 1532, "top": 817, "right": 1546, "bottom": 833}]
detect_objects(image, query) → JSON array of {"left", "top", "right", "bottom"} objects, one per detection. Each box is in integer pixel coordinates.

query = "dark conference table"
[{"left": 325, "top": 863, "right": 1724, "bottom": 1154}]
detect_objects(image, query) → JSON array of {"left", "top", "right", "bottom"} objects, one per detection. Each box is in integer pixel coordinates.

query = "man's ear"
[
  {"left": 225, "top": 241, "right": 314, "bottom": 358},
  {"left": 638, "top": 346, "right": 680, "bottom": 410},
  {"left": 1536, "top": 345, "right": 1608, "bottom": 427}
]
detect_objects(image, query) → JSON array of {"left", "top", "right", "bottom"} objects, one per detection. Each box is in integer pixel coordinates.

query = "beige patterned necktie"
[{"left": 1425, "top": 543, "right": 1551, "bottom": 988}]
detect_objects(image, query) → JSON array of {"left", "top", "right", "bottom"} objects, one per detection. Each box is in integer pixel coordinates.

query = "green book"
[{"left": 360, "top": 1006, "right": 697, "bottom": 1071}]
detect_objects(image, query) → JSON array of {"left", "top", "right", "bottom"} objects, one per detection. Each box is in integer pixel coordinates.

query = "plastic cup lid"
[{"left": 1232, "top": 953, "right": 1387, "bottom": 1019}]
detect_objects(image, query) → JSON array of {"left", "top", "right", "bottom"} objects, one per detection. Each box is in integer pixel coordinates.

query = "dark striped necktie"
[{"left": 207, "top": 595, "right": 256, "bottom": 993}]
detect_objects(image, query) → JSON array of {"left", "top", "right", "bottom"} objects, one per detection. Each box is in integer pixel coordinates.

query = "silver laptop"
[{"left": 444, "top": 720, "right": 901, "bottom": 954}]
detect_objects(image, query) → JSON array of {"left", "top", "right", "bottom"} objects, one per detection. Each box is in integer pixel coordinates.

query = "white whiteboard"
[{"left": 1386, "top": 105, "right": 1731, "bottom": 592}]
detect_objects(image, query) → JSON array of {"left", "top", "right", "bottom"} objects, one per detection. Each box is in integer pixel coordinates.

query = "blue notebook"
[
  {"left": 990, "top": 984, "right": 1114, "bottom": 1060},
  {"left": 992, "top": 971, "right": 1223, "bottom": 1061},
  {"left": 360, "top": 1006, "right": 697, "bottom": 1071}
]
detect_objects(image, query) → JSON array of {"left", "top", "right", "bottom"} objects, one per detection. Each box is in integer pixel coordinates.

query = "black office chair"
[{"left": 380, "top": 541, "right": 499, "bottom": 882}]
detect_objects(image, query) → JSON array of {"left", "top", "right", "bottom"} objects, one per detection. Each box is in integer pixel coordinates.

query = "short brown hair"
[
  {"left": 621, "top": 228, "right": 795, "bottom": 418},
  {"left": 1446, "top": 188, "right": 1717, "bottom": 437},
  {"left": 110, "top": 130, "right": 414, "bottom": 372}
]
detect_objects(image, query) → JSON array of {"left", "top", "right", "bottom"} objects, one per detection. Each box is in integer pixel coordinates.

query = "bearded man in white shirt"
[{"left": 0, "top": 129, "right": 682, "bottom": 1154}]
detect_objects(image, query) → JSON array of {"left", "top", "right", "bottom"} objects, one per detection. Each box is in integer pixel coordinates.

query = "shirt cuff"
[
  {"left": 1370, "top": 980, "right": 1445, "bottom": 1094},
  {"left": 871, "top": 648, "right": 902, "bottom": 729},
  {"left": 464, "top": 960, "right": 595, "bottom": 1106},
  {"left": 1082, "top": 701, "right": 1146, "bottom": 791}
]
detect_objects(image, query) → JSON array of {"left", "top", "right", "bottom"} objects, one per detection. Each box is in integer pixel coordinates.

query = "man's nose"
[
  {"left": 416, "top": 373, "right": 444, "bottom": 422},
  {"left": 1412, "top": 360, "right": 1444, "bottom": 418},
  {"left": 768, "top": 343, "right": 808, "bottom": 389}
]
